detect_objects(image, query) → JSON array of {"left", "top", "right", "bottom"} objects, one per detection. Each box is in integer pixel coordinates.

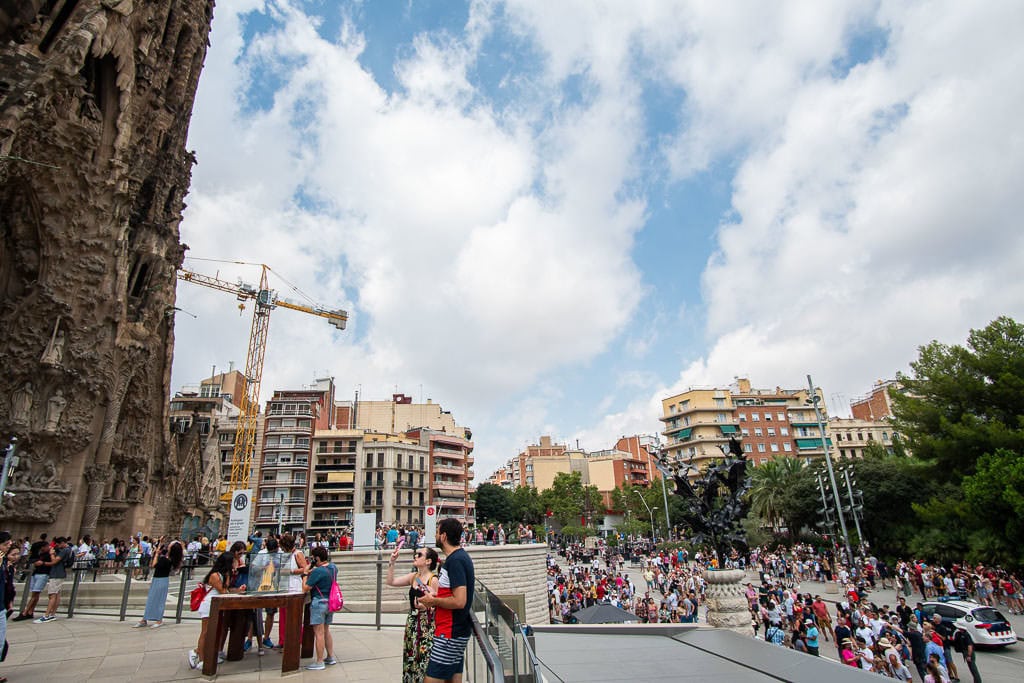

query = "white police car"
[{"left": 921, "top": 599, "right": 1017, "bottom": 647}]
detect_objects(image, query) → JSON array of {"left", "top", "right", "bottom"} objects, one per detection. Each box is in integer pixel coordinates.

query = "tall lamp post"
[
  {"left": 649, "top": 437, "right": 673, "bottom": 540},
  {"left": 838, "top": 465, "right": 866, "bottom": 551},
  {"left": 634, "top": 490, "right": 656, "bottom": 544},
  {"left": 806, "top": 374, "right": 853, "bottom": 566}
]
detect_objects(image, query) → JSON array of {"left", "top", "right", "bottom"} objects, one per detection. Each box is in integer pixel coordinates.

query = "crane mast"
[{"left": 177, "top": 263, "right": 347, "bottom": 500}]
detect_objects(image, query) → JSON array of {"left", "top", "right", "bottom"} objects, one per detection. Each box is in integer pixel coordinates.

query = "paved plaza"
[{"left": 2, "top": 615, "right": 402, "bottom": 682}]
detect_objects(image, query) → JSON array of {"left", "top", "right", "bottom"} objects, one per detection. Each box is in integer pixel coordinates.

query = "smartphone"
[{"left": 396, "top": 538, "right": 406, "bottom": 551}]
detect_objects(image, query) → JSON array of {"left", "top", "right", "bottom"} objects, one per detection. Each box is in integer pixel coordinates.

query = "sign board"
[
  {"left": 353, "top": 512, "right": 377, "bottom": 549},
  {"left": 424, "top": 504, "right": 437, "bottom": 544},
  {"left": 226, "top": 489, "right": 253, "bottom": 545}
]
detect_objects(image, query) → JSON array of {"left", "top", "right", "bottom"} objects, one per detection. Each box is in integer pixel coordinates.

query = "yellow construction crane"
[{"left": 177, "top": 261, "right": 347, "bottom": 500}]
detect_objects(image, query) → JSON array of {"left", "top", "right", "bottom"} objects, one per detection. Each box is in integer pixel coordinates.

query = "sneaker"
[
  {"left": 305, "top": 662, "right": 326, "bottom": 670},
  {"left": 258, "top": 647, "right": 266, "bottom": 656},
  {"left": 262, "top": 637, "right": 276, "bottom": 648},
  {"left": 243, "top": 640, "right": 252, "bottom": 652},
  {"left": 187, "top": 650, "right": 199, "bottom": 669},
  {"left": 324, "top": 657, "right": 337, "bottom": 666},
  {"left": 217, "top": 652, "right": 226, "bottom": 663},
  {"left": 11, "top": 614, "right": 32, "bottom": 622},
  {"left": 132, "top": 621, "right": 148, "bottom": 628},
  {"left": 34, "top": 615, "right": 53, "bottom": 623},
  {"left": 149, "top": 622, "right": 163, "bottom": 629}
]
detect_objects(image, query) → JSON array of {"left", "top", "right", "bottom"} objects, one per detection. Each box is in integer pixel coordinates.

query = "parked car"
[{"left": 921, "top": 599, "right": 1017, "bottom": 647}]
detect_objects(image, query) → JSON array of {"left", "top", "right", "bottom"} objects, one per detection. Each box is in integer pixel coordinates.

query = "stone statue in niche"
[
  {"left": 40, "top": 320, "right": 66, "bottom": 367},
  {"left": 32, "top": 460, "right": 60, "bottom": 488},
  {"left": 113, "top": 467, "right": 129, "bottom": 499},
  {"left": 44, "top": 390, "right": 67, "bottom": 433},
  {"left": 11, "top": 382, "right": 33, "bottom": 426}
]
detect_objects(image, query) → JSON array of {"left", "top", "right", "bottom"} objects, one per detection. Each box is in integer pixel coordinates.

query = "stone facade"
[
  {"left": 0, "top": 1, "right": 215, "bottom": 538},
  {"left": 333, "top": 544, "right": 550, "bottom": 626}
]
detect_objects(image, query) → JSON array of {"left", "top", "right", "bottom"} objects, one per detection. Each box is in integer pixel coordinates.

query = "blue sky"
[{"left": 173, "top": 0, "right": 1024, "bottom": 481}]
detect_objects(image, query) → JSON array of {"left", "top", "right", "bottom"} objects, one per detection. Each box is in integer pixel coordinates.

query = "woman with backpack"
[
  {"left": 302, "top": 546, "right": 338, "bottom": 670},
  {"left": 188, "top": 551, "right": 247, "bottom": 669},
  {"left": 134, "top": 541, "right": 183, "bottom": 628}
]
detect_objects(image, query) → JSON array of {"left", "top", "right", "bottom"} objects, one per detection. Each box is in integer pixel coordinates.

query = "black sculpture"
[{"left": 658, "top": 436, "right": 751, "bottom": 565}]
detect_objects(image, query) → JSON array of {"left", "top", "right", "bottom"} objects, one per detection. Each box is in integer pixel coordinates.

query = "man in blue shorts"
[{"left": 419, "top": 518, "right": 474, "bottom": 683}]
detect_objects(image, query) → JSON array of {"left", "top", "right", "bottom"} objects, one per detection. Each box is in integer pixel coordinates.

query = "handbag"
[{"left": 190, "top": 583, "right": 209, "bottom": 611}]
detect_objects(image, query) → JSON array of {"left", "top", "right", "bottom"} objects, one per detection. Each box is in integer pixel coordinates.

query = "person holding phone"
[{"left": 387, "top": 542, "right": 439, "bottom": 682}]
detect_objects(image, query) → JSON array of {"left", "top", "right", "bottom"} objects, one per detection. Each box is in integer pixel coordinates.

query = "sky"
[{"left": 172, "top": 0, "right": 1024, "bottom": 483}]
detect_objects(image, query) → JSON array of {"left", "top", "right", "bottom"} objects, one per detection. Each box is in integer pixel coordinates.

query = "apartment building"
[
  {"left": 828, "top": 418, "right": 900, "bottom": 459},
  {"left": 308, "top": 429, "right": 359, "bottom": 532},
  {"left": 850, "top": 379, "right": 900, "bottom": 420},
  {"left": 661, "top": 378, "right": 830, "bottom": 472},
  {"left": 254, "top": 378, "right": 335, "bottom": 533},
  {"left": 407, "top": 428, "right": 475, "bottom": 524},
  {"left": 361, "top": 432, "right": 431, "bottom": 526}
]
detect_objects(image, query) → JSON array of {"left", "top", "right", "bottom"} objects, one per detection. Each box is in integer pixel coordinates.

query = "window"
[
  {"left": 858, "top": 433, "right": 865, "bottom": 441},
  {"left": 777, "top": 412, "right": 786, "bottom": 421},
  {"left": 680, "top": 399, "right": 690, "bottom": 410},
  {"left": 688, "top": 447, "right": 697, "bottom": 456},
  {"left": 783, "top": 443, "right": 792, "bottom": 452},
  {"left": 754, "top": 428, "right": 763, "bottom": 436},
  {"left": 741, "top": 428, "right": 749, "bottom": 436},
  {"left": 780, "top": 427, "right": 789, "bottom": 436},
  {"left": 420, "top": 456, "right": 425, "bottom": 471},
  {"left": 716, "top": 412, "right": 728, "bottom": 423},
  {"left": 669, "top": 404, "right": 677, "bottom": 415},
  {"left": 743, "top": 444, "right": 752, "bottom": 453},
  {"left": 738, "top": 413, "right": 747, "bottom": 422},
  {"left": 376, "top": 452, "right": 384, "bottom": 468},
  {"left": 770, "top": 443, "right": 779, "bottom": 452},
  {"left": 757, "top": 443, "right": 766, "bottom": 453},
  {"left": 759, "top": 459, "right": 768, "bottom": 466},
  {"left": 281, "top": 417, "right": 296, "bottom": 428},
  {"left": 396, "top": 454, "right": 403, "bottom": 470},
  {"left": 767, "top": 428, "right": 776, "bottom": 436},
  {"left": 365, "top": 453, "right": 373, "bottom": 468},
  {"left": 714, "top": 397, "right": 726, "bottom": 408},
  {"left": 840, "top": 449, "right": 846, "bottom": 458},
  {"left": 752, "top": 413, "right": 760, "bottom": 421},
  {"left": 364, "top": 473, "right": 373, "bottom": 485},
  {"left": 882, "top": 431, "right": 889, "bottom": 441},
  {"left": 419, "top": 492, "right": 425, "bottom": 505},
  {"left": 376, "top": 472, "right": 384, "bottom": 484},
  {"left": 280, "top": 435, "right": 294, "bottom": 446},
  {"left": 764, "top": 413, "right": 772, "bottom": 421}
]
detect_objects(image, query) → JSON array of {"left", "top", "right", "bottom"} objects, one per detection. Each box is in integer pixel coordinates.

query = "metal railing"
[{"left": 468, "top": 579, "right": 549, "bottom": 683}]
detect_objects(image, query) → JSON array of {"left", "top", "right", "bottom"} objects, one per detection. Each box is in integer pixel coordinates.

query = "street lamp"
[
  {"left": 806, "top": 374, "right": 854, "bottom": 566},
  {"left": 838, "top": 465, "right": 866, "bottom": 551},
  {"left": 634, "top": 490, "right": 656, "bottom": 544},
  {"left": 277, "top": 493, "right": 286, "bottom": 535}
]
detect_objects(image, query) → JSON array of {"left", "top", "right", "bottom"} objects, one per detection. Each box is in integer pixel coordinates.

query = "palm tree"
[{"left": 748, "top": 457, "right": 804, "bottom": 531}]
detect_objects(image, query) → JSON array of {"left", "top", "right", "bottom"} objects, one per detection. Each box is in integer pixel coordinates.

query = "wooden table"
[{"left": 201, "top": 592, "right": 314, "bottom": 677}]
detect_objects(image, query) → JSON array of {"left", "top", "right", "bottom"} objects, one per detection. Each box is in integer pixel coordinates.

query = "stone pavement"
[{"left": 2, "top": 615, "right": 403, "bottom": 681}]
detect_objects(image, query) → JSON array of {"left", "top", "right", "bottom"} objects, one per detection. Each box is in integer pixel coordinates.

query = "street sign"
[
  {"left": 424, "top": 504, "right": 437, "bottom": 543},
  {"left": 226, "top": 489, "right": 252, "bottom": 545}
]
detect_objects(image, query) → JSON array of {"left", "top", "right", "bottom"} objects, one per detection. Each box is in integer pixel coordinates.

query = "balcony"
[
  {"left": 312, "top": 482, "right": 354, "bottom": 490},
  {"left": 312, "top": 500, "right": 351, "bottom": 509},
  {"left": 266, "top": 423, "right": 313, "bottom": 434},
  {"left": 263, "top": 441, "right": 311, "bottom": 451},
  {"left": 432, "top": 463, "right": 464, "bottom": 476},
  {"left": 314, "top": 463, "right": 356, "bottom": 472},
  {"left": 433, "top": 480, "right": 465, "bottom": 493}
]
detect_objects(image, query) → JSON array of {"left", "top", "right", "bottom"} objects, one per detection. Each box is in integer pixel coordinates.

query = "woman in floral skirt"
[{"left": 386, "top": 545, "right": 439, "bottom": 682}]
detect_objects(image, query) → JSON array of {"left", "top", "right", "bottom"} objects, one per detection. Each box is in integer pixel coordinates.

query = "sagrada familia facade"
[{"left": 0, "top": 1, "right": 220, "bottom": 539}]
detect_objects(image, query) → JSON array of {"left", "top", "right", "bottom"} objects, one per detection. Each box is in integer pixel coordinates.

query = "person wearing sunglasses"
[{"left": 388, "top": 544, "right": 440, "bottom": 682}]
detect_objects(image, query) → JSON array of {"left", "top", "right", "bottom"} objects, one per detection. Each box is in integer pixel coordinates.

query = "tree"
[
  {"left": 540, "top": 472, "right": 604, "bottom": 527},
  {"left": 961, "top": 449, "right": 1024, "bottom": 565},
  {"left": 891, "top": 316, "right": 1024, "bottom": 481},
  {"left": 473, "top": 483, "right": 511, "bottom": 524},
  {"left": 509, "top": 485, "right": 544, "bottom": 525},
  {"left": 748, "top": 457, "right": 804, "bottom": 530}
]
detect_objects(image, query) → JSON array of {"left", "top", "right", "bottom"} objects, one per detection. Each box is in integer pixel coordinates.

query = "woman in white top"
[
  {"left": 188, "top": 551, "right": 246, "bottom": 669},
  {"left": 278, "top": 534, "right": 308, "bottom": 646}
]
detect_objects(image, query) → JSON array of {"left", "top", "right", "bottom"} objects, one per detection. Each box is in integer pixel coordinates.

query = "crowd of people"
[{"left": 0, "top": 520, "right": 478, "bottom": 683}]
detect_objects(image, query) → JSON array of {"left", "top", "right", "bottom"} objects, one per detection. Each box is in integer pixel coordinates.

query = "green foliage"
[
  {"left": 539, "top": 472, "right": 604, "bottom": 527},
  {"left": 509, "top": 485, "right": 545, "bottom": 524},
  {"left": 891, "top": 316, "right": 1024, "bottom": 480},
  {"left": 558, "top": 524, "right": 596, "bottom": 539},
  {"left": 473, "top": 483, "right": 512, "bottom": 524},
  {"left": 748, "top": 457, "right": 805, "bottom": 530}
]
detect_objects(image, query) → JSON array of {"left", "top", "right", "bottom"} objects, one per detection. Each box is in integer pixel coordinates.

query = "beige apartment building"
[
  {"left": 661, "top": 378, "right": 830, "bottom": 472},
  {"left": 828, "top": 418, "right": 900, "bottom": 459},
  {"left": 348, "top": 393, "right": 464, "bottom": 436}
]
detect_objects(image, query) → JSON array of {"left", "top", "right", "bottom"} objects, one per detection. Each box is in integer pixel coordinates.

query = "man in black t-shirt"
[
  {"left": 420, "top": 518, "right": 475, "bottom": 683},
  {"left": 13, "top": 534, "right": 51, "bottom": 621}
]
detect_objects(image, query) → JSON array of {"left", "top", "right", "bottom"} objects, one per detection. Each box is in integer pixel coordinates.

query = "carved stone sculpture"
[
  {"left": 44, "top": 389, "right": 67, "bottom": 433},
  {"left": 0, "top": 2, "right": 215, "bottom": 538},
  {"left": 40, "top": 320, "right": 65, "bottom": 367},
  {"left": 10, "top": 383, "right": 33, "bottom": 426}
]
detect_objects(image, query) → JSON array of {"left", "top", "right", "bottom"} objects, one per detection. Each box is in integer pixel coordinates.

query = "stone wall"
[
  {"left": 334, "top": 543, "right": 549, "bottom": 626},
  {"left": 0, "top": 1, "right": 216, "bottom": 539}
]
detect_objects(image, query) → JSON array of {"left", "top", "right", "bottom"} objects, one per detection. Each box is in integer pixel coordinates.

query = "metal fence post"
[
  {"left": 175, "top": 565, "right": 189, "bottom": 624},
  {"left": 119, "top": 571, "right": 133, "bottom": 621},
  {"left": 375, "top": 551, "right": 383, "bottom": 631},
  {"left": 19, "top": 573, "right": 31, "bottom": 613},
  {"left": 66, "top": 568, "right": 83, "bottom": 618}
]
